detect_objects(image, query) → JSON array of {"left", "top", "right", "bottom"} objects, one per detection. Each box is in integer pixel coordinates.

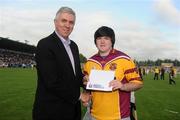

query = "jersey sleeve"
[{"left": 124, "top": 60, "right": 142, "bottom": 84}]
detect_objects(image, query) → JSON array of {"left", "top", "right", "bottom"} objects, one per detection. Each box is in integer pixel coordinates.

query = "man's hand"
[
  {"left": 80, "top": 92, "right": 91, "bottom": 107},
  {"left": 83, "top": 75, "right": 89, "bottom": 86}
]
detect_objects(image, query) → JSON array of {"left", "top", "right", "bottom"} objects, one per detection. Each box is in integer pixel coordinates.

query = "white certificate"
[{"left": 86, "top": 70, "right": 115, "bottom": 91}]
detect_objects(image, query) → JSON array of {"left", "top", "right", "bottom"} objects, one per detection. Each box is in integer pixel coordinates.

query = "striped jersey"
[{"left": 83, "top": 49, "right": 142, "bottom": 120}]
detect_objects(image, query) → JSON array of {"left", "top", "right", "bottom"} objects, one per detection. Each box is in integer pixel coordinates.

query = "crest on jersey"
[{"left": 109, "top": 63, "right": 117, "bottom": 70}]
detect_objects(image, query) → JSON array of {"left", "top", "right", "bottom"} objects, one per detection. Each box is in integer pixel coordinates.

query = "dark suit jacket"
[{"left": 33, "top": 32, "right": 83, "bottom": 120}]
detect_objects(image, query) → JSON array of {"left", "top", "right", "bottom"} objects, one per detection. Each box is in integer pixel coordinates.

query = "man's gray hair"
[{"left": 55, "top": 6, "right": 76, "bottom": 20}]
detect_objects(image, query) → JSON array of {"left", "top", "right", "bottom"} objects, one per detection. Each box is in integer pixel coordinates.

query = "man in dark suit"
[{"left": 33, "top": 7, "right": 89, "bottom": 120}]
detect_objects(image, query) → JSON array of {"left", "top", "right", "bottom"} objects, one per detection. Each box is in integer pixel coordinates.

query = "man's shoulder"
[
  {"left": 70, "top": 40, "right": 77, "bottom": 45},
  {"left": 37, "top": 32, "right": 57, "bottom": 46},
  {"left": 70, "top": 40, "right": 79, "bottom": 50}
]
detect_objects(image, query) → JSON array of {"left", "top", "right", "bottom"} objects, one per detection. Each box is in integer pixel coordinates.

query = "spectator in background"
[
  {"left": 33, "top": 7, "right": 90, "bottom": 120},
  {"left": 146, "top": 68, "right": 150, "bottom": 75},
  {"left": 160, "top": 67, "right": 165, "bottom": 80},
  {"left": 169, "top": 67, "right": 176, "bottom": 85},
  {"left": 138, "top": 67, "right": 143, "bottom": 80},
  {"left": 154, "top": 67, "right": 159, "bottom": 80},
  {"left": 174, "top": 67, "right": 177, "bottom": 78},
  {"left": 143, "top": 68, "right": 146, "bottom": 76}
]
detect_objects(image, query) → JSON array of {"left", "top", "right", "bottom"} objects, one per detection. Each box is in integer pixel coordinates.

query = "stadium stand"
[{"left": 0, "top": 37, "right": 36, "bottom": 68}]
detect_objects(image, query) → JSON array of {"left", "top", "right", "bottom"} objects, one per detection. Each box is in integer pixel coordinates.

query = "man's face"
[
  {"left": 96, "top": 36, "right": 112, "bottom": 55},
  {"left": 54, "top": 12, "right": 75, "bottom": 39}
]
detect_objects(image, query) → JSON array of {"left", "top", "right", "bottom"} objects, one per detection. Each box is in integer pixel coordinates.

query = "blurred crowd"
[{"left": 0, "top": 48, "right": 35, "bottom": 68}]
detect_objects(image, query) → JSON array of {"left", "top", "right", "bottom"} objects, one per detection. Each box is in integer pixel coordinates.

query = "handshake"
[
  {"left": 79, "top": 75, "right": 91, "bottom": 107},
  {"left": 79, "top": 91, "right": 91, "bottom": 107}
]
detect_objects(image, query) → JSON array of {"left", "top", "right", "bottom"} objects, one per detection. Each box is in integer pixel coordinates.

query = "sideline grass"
[
  {"left": 0, "top": 68, "right": 179, "bottom": 120},
  {"left": 136, "top": 73, "right": 180, "bottom": 120},
  {"left": 0, "top": 68, "right": 36, "bottom": 120}
]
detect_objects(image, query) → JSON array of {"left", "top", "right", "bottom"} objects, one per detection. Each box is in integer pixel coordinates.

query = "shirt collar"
[
  {"left": 97, "top": 49, "right": 115, "bottom": 57},
  {"left": 55, "top": 30, "right": 71, "bottom": 46}
]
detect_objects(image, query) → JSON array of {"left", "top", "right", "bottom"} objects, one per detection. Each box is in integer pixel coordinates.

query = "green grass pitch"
[{"left": 0, "top": 68, "right": 179, "bottom": 120}]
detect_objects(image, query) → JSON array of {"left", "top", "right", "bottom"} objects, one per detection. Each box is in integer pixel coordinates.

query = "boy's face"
[{"left": 96, "top": 36, "right": 112, "bottom": 55}]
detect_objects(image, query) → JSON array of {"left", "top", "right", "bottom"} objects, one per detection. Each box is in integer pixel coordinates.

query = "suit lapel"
[
  {"left": 70, "top": 44, "right": 78, "bottom": 75},
  {"left": 53, "top": 32, "right": 76, "bottom": 76}
]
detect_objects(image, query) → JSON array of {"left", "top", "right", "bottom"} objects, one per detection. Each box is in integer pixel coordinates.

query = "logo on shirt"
[{"left": 109, "top": 63, "right": 117, "bottom": 70}]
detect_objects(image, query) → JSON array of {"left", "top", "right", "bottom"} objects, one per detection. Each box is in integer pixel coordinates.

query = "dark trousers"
[
  {"left": 130, "top": 102, "right": 136, "bottom": 120},
  {"left": 160, "top": 74, "right": 164, "bottom": 80},
  {"left": 169, "top": 78, "right": 176, "bottom": 85},
  {"left": 33, "top": 101, "right": 81, "bottom": 120},
  {"left": 154, "top": 73, "right": 159, "bottom": 80}
]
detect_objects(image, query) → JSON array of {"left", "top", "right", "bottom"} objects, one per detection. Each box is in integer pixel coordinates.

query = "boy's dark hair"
[{"left": 94, "top": 26, "right": 115, "bottom": 48}]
